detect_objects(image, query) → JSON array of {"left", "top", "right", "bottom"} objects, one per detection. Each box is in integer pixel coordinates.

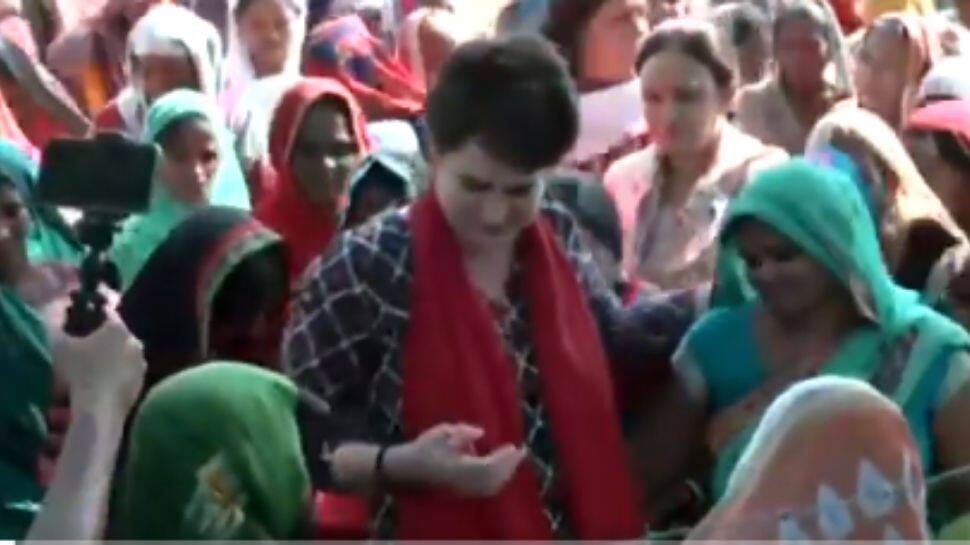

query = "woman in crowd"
[
  {"left": 906, "top": 101, "right": 970, "bottom": 333},
  {"left": 93, "top": 4, "right": 223, "bottom": 139},
  {"left": 686, "top": 377, "right": 930, "bottom": 541},
  {"left": 343, "top": 152, "right": 417, "bottom": 229},
  {"left": 222, "top": 0, "right": 306, "bottom": 115},
  {"left": 854, "top": 13, "right": 942, "bottom": 132},
  {"left": 304, "top": 12, "right": 425, "bottom": 121},
  {"left": 735, "top": 0, "right": 854, "bottom": 154},
  {"left": 806, "top": 106, "right": 965, "bottom": 291},
  {"left": 46, "top": 0, "right": 170, "bottom": 117},
  {"left": 650, "top": 160, "right": 970, "bottom": 527},
  {"left": 119, "top": 207, "right": 288, "bottom": 393},
  {"left": 284, "top": 35, "right": 705, "bottom": 540},
  {"left": 117, "top": 363, "right": 312, "bottom": 539},
  {"left": 0, "top": 7, "right": 90, "bottom": 147},
  {"left": 605, "top": 20, "right": 786, "bottom": 292},
  {"left": 256, "top": 77, "right": 370, "bottom": 283},
  {"left": 542, "top": 0, "right": 650, "bottom": 174},
  {"left": 110, "top": 89, "right": 250, "bottom": 289},
  {"left": 709, "top": 2, "right": 770, "bottom": 88}
]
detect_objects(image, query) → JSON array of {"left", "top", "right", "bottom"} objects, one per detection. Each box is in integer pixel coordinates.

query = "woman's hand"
[
  {"left": 385, "top": 423, "right": 527, "bottom": 497},
  {"left": 47, "top": 293, "right": 146, "bottom": 416}
]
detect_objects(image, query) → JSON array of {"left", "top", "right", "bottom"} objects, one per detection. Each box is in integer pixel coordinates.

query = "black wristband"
[{"left": 374, "top": 445, "right": 391, "bottom": 489}]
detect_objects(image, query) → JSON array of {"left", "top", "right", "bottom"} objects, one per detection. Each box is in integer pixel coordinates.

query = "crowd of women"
[{"left": 4, "top": 0, "right": 970, "bottom": 540}]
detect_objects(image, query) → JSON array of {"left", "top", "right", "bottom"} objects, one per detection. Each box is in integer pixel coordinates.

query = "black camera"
[{"left": 38, "top": 133, "right": 157, "bottom": 336}]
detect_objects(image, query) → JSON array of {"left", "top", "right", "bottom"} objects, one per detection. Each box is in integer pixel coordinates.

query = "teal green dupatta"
[
  {"left": 111, "top": 90, "right": 251, "bottom": 290},
  {"left": 0, "top": 286, "right": 52, "bottom": 538},
  {"left": 705, "top": 159, "right": 970, "bottom": 498}
]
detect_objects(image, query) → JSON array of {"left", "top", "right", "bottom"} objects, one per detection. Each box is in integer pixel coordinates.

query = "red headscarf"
[
  {"left": 304, "top": 15, "right": 426, "bottom": 121},
  {"left": 907, "top": 99, "right": 970, "bottom": 147},
  {"left": 256, "top": 77, "right": 370, "bottom": 283},
  {"left": 398, "top": 193, "right": 644, "bottom": 539}
]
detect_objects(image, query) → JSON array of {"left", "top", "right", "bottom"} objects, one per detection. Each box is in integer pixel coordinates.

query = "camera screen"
[{"left": 38, "top": 137, "right": 157, "bottom": 216}]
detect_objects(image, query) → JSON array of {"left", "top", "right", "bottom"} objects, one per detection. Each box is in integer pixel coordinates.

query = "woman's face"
[
  {"left": 161, "top": 118, "right": 220, "bottom": 205},
  {"left": 289, "top": 100, "right": 360, "bottom": 212},
  {"left": 580, "top": 0, "right": 649, "bottom": 82},
  {"left": 0, "top": 184, "right": 29, "bottom": 273},
  {"left": 435, "top": 141, "right": 543, "bottom": 254},
  {"left": 736, "top": 219, "right": 844, "bottom": 320},
  {"left": 854, "top": 23, "right": 910, "bottom": 127},
  {"left": 906, "top": 131, "right": 970, "bottom": 230},
  {"left": 641, "top": 49, "right": 727, "bottom": 157},
  {"left": 237, "top": 0, "right": 293, "bottom": 77},
  {"left": 774, "top": 15, "right": 828, "bottom": 93},
  {"left": 135, "top": 52, "right": 199, "bottom": 106}
]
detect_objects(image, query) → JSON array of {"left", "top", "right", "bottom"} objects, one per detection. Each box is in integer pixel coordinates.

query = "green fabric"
[
  {"left": 111, "top": 90, "right": 251, "bottom": 290},
  {"left": 693, "top": 159, "right": 970, "bottom": 499},
  {"left": 118, "top": 362, "right": 310, "bottom": 540},
  {"left": 0, "top": 142, "right": 81, "bottom": 266},
  {"left": 0, "top": 286, "right": 51, "bottom": 538}
]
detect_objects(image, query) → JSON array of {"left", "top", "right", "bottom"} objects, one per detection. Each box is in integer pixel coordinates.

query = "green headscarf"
[
  {"left": 712, "top": 159, "right": 970, "bottom": 497},
  {"left": 111, "top": 90, "right": 251, "bottom": 290},
  {"left": 0, "top": 286, "right": 51, "bottom": 538},
  {"left": 0, "top": 141, "right": 81, "bottom": 265},
  {"left": 118, "top": 362, "right": 310, "bottom": 540}
]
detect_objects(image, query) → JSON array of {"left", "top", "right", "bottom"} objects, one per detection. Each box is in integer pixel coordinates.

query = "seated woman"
[
  {"left": 93, "top": 4, "right": 223, "bottom": 140},
  {"left": 119, "top": 207, "right": 288, "bottom": 393},
  {"left": 110, "top": 89, "right": 251, "bottom": 289},
  {"left": 656, "top": 159, "right": 970, "bottom": 527},
  {"left": 116, "top": 363, "right": 313, "bottom": 539},
  {"left": 285, "top": 35, "right": 700, "bottom": 540},
  {"left": 686, "top": 377, "right": 929, "bottom": 541},
  {"left": 256, "top": 77, "right": 370, "bottom": 283},
  {"left": 543, "top": 0, "right": 650, "bottom": 174},
  {"left": 735, "top": 0, "right": 854, "bottom": 154},
  {"left": 605, "top": 20, "right": 786, "bottom": 292},
  {"left": 806, "top": 106, "right": 966, "bottom": 291}
]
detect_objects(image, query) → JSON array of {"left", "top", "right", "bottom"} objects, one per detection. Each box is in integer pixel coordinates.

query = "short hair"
[
  {"left": 635, "top": 19, "right": 735, "bottom": 93},
  {"left": 542, "top": 0, "right": 610, "bottom": 78},
  {"left": 427, "top": 35, "right": 579, "bottom": 172},
  {"left": 772, "top": 0, "right": 831, "bottom": 42},
  {"left": 727, "top": 3, "right": 769, "bottom": 47}
]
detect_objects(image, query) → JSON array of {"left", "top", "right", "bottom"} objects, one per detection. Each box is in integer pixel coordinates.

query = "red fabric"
[
  {"left": 827, "top": 0, "right": 863, "bottom": 35},
  {"left": 92, "top": 99, "right": 124, "bottom": 134},
  {"left": 398, "top": 194, "right": 644, "bottom": 540},
  {"left": 0, "top": 90, "right": 36, "bottom": 160},
  {"left": 907, "top": 99, "right": 970, "bottom": 148},
  {"left": 312, "top": 491, "right": 371, "bottom": 539},
  {"left": 256, "top": 77, "right": 370, "bottom": 283},
  {"left": 304, "top": 15, "right": 425, "bottom": 121}
]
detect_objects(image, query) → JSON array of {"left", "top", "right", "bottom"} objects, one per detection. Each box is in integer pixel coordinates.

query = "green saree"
[
  {"left": 679, "top": 159, "right": 970, "bottom": 499},
  {"left": 0, "top": 286, "right": 52, "bottom": 538}
]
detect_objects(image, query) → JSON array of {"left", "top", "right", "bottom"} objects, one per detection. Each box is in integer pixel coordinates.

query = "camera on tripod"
[{"left": 38, "top": 133, "right": 157, "bottom": 337}]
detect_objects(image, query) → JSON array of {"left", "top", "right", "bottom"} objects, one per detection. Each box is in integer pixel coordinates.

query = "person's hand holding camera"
[{"left": 46, "top": 291, "right": 146, "bottom": 417}]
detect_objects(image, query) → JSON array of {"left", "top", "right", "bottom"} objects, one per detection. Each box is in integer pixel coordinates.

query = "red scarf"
[
  {"left": 398, "top": 194, "right": 643, "bottom": 539},
  {"left": 255, "top": 77, "right": 370, "bottom": 283}
]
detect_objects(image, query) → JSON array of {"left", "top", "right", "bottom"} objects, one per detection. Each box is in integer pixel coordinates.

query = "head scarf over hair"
[
  {"left": 118, "top": 362, "right": 311, "bottom": 540},
  {"left": 224, "top": 0, "right": 307, "bottom": 112},
  {"left": 111, "top": 89, "right": 251, "bottom": 289},
  {"left": 805, "top": 106, "right": 965, "bottom": 285},
  {"left": 0, "top": 141, "right": 81, "bottom": 265},
  {"left": 256, "top": 77, "right": 369, "bottom": 281},
  {"left": 304, "top": 14, "right": 425, "bottom": 120},
  {"left": 687, "top": 377, "right": 929, "bottom": 541},
  {"left": 920, "top": 58, "right": 970, "bottom": 103},
  {"left": 119, "top": 207, "right": 284, "bottom": 391},
  {"left": 114, "top": 4, "right": 224, "bottom": 139}
]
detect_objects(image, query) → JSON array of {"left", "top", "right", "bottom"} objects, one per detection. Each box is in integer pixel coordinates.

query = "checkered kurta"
[{"left": 284, "top": 203, "right": 699, "bottom": 537}]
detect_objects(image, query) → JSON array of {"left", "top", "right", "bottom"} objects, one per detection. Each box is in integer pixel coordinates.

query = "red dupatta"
[
  {"left": 255, "top": 77, "right": 370, "bottom": 283},
  {"left": 398, "top": 194, "right": 643, "bottom": 539}
]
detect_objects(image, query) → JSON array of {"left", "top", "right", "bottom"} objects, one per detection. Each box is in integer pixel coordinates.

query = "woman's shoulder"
[
  {"left": 684, "top": 304, "right": 757, "bottom": 351},
  {"left": 603, "top": 147, "right": 656, "bottom": 196}
]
